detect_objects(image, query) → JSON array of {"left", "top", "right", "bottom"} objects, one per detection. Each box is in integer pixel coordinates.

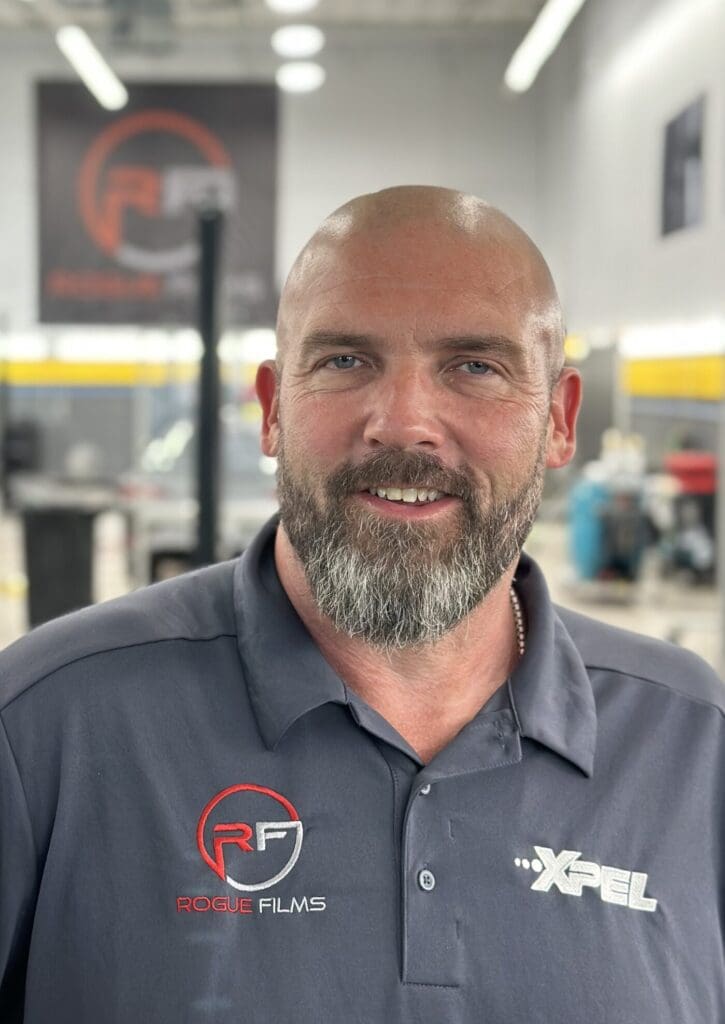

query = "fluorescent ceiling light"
[
  {"left": 56, "top": 25, "right": 128, "bottom": 111},
  {"left": 619, "top": 319, "right": 725, "bottom": 359},
  {"left": 170, "top": 329, "right": 203, "bottom": 362},
  {"left": 1, "top": 332, "right": 49, "bottom": 362},
  {"left": 266, "top": 0, "right": 319, "bottom": 14},
  {"left": 271, "top": 24, "right": 325, "bottom": 59},
  {"left": 240, "top": 328, "right": 277, "bottom": 363},
  {"left": 55, "top": 328, "right": 140, "bottom": 362},
  {"left": 276, "top": 61, "right": 325, "bottom": 94},
  {"left": 219, "top": 328, "right": 277, "bottom": 363},
  {"left": 504, "top": 0, "right": 589, "bottom": 93}
]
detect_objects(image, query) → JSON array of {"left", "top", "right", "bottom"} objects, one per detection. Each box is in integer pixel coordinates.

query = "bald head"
[
  {"left": 276, "top": 185, "right": 565, "bottom": 385},
  {"left": 299, "top": 185, "right": 539, "bottom": 244}
]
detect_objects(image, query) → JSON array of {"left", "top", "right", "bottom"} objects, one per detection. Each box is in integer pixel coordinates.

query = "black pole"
[
  {"left": 0, "top": 359, "right": 8, "bottom": 511},
  {"left": 0, "top": 316, "right": 9, "bottom": 509},
  {"left": 195, "top": 207, "right": 223, "bottom": 567}
]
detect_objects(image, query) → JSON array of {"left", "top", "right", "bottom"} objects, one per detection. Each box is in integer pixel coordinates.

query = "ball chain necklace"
[{"left": 509, "top": 584, "right": 526, "bottom": 658}]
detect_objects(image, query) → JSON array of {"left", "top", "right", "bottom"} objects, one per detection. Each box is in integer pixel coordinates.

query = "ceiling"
[{"left": 0, "top": 0, "right": 548, "bottom": 33}]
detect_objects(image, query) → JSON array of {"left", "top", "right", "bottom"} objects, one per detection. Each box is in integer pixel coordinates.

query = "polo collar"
[
  {"left": 507, "top": 553, "right": 597, "bottom": 777},
  {"left": 234, "top": 518, "right": 597, "bottom": 777},
  {"left": 234, "top": 517, "right": 347, "bottom": 751}
]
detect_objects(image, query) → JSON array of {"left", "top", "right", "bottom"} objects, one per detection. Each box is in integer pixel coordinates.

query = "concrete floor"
[{"left": 0, "top": 511, "right": 720, "bottom": 674}]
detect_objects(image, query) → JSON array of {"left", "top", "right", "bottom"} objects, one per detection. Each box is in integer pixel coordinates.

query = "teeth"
[{"left": 368, "top": 486, "right": 443, "bottom": 504}]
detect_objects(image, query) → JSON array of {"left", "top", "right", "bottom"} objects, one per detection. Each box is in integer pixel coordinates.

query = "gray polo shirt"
[{"left": 1, "top": 517, "right": 723, "bottom": 1022}]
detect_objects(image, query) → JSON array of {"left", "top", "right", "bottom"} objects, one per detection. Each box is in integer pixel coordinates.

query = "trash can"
[{"left": 22, "top": 507, "right": 96, "bottom": 627}]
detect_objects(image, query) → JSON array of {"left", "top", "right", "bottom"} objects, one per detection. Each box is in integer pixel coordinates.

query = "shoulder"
[
  {"left": 555, "top": 603, "right": 725, "bottom": 714},
  {"left": 0, "top": 560, "right": 238, "bottom": 711}
]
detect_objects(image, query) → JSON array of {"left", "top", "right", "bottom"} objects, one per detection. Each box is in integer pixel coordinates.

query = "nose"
[{"left": 362, "top": 368, "right": 446, "bottom": 451}]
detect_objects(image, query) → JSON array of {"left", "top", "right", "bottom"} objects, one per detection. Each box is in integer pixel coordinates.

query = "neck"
[{"left": 273, "top": 525, "right": 521, "bottom": 763}]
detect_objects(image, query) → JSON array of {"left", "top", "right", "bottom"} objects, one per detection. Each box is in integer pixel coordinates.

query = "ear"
[
  {"left": 546, "top": 367, "right": 582, "bottom": 469},
  {"left": 255, "top": 360, "right": 280, "bottom": 457}
]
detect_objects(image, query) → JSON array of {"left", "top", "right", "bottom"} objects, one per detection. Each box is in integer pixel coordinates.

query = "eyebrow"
[
  {"left": 299, "top": 330, "right": 529, "bottom": 367},
  {"left": 299, "top": 331, "right": 380, "bottom": 359},
  {"left": 437, "top": 335, "right": 528, "bottom": 364}
]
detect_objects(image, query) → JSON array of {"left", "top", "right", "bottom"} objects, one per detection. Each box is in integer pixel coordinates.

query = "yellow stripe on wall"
[
  {"left": 7, "top": 355, "right": 720, "bottom": 398},
  {"left": 0, "top": 361, "right": 198, "bottom": 387},
  {"left": 621, "top": 355, "right": 725, "bottom": 400}
]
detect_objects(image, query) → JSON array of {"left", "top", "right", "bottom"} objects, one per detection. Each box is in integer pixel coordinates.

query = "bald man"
[
  {"left": 1, "top": 187, "right": 723, "bottom": 1024},
  {"left": 258, "top": 186, "right": 579, "bottom": 761}
]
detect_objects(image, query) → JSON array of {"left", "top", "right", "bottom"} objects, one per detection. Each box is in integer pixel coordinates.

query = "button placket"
[{"left": 401, "top": 775, "right": 463, "bottom": 987}]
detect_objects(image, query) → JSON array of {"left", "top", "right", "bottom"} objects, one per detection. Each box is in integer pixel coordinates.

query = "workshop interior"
[{"left": 0, "top": 0, "right": 721, "bottom": 674}]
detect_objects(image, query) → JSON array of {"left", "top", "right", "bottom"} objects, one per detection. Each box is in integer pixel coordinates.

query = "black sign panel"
[
  {"left": 661, "top": 95, "right": 705, "bottom": 237},
  {"left": 38, "top": 82, "right": 277, "bottom": 325}
]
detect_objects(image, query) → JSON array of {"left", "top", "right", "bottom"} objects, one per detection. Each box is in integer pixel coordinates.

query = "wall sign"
[
  {"left": 661, "top": 95, "right": 705, "bottom": 236},
  {"left": 38, "top": 82, "right": 277, "bottom": 325}
]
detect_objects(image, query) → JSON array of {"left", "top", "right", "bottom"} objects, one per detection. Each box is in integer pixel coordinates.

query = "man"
[{"left": 0, "top": 186, "right": 723, "bottom": 1022}]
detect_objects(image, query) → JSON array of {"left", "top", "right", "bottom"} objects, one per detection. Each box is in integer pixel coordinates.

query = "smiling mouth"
[{"left": 365, "top": 486, "right": 447, "bottom": 504}]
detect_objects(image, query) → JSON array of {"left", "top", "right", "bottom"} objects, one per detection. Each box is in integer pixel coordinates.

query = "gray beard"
[{"left": 276, "top": 442, "right": 545, "bottom": 651}]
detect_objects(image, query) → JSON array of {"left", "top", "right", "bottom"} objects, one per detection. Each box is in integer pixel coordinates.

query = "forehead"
[{"left": 285, "top": 221, "right": 548, "bottom": 344}]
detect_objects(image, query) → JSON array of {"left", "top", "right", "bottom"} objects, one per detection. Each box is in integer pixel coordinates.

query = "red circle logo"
[
  {"left": 77, "top": 108, "right": 233, "bottom": 272},
  {"left": 196, "top": 784, "right": 303, "bottom": 892}
]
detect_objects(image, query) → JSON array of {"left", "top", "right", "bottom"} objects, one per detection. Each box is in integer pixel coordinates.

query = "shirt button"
[
  {"left": 418, "top": 869, "right": 436, "bottom": 892},
  {"left": 419, "top": 783, "right": 431, "bottom": 795}
]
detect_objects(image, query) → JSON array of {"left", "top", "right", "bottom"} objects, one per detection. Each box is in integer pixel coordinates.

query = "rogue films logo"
[
  {"left": 77, "top": 108, "right": 235, "bottom": 274},
  {"left": 197, "top": 784, "right": 303, "bottom": 891},
  {"left": 178, "top": 783, "right": 326, "bottom": 917}
]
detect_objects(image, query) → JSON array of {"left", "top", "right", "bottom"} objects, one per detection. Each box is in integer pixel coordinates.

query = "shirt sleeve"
[{"left": 0, "top": 712, "right": 38, "bottom": 1022}]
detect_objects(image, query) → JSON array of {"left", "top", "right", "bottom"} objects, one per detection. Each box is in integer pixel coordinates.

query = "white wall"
[
  {"left": 538, "top": 0, "right": 725, "bottom": 332},
  {"left": 276, "top": 27, "right": 543, "bottom": 280},
  {"left": 0, "top": 24, "right": 542, "bottom": 328}
]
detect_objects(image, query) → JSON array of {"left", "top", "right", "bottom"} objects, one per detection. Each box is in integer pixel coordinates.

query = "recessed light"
[
  {"left": 271, "top": 25, "right": 324, "bottom": 59},
  {"left": 265, "top": 0, "right": 319, "bottom": 15},
  {"left": 275, "top": 61, "right": 326, "bottom": 94}
]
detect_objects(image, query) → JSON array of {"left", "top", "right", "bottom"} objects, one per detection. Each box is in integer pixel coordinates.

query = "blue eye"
[
  {"left": 326, "top": 355, "right": 361, "bottom": 370},
  {"left": 462, "top": 361, "right": 493, "bottom": 375}
]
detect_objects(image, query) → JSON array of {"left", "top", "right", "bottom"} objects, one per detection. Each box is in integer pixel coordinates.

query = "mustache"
[{"left": 326, "top": 449, "right": 476, "bottom": 502}]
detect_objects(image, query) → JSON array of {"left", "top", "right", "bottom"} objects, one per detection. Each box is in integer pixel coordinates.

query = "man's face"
[{"left": 259, "top": 221, "right": 578, "bottom": 648}]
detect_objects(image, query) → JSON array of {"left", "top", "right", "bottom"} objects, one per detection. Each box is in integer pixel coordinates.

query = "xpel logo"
[{"left": 515, "top": 845, "right": 658, "bottom": 912}]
